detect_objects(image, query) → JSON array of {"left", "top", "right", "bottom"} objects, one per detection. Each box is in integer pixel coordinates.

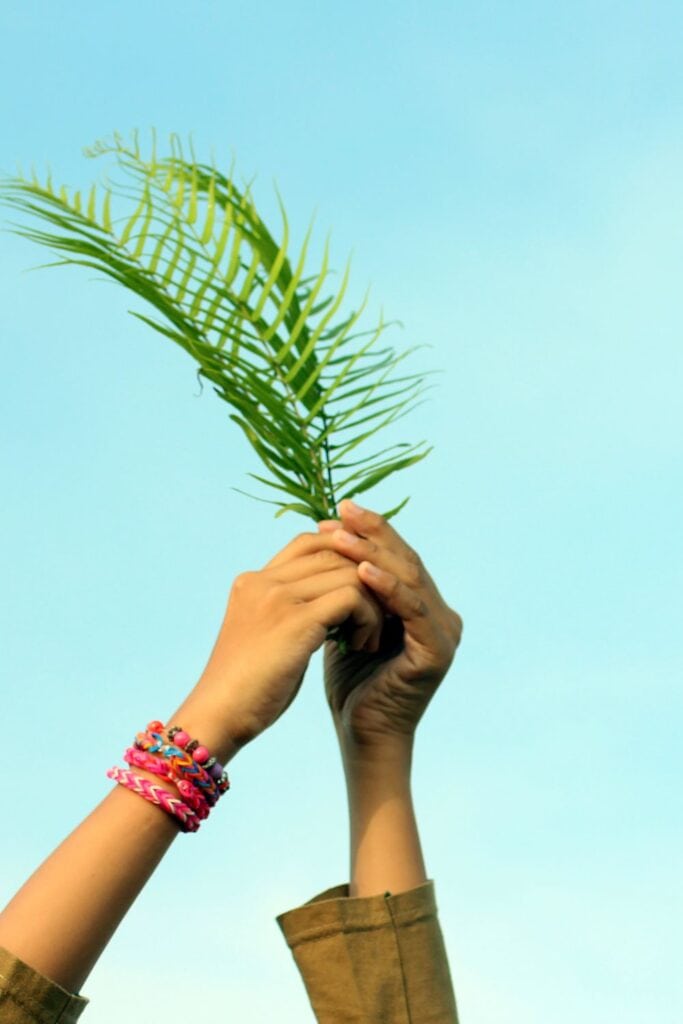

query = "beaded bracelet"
[
  {"left": 166, "top": 724, "right": 231, "bottom": 786},
  {"left": 134, "top": 729, "right": 222, "bottom": 806},
  {"left": 123, "top": 747, "right": 211, "bottom": 819},
  {"left": 137, "top": 721, "right": 230, "bottom": 798},
  {"left": 106, "top": 765, "right": 201, "bottom": 832},
  {"left": 166, "top": 723, "right": 230, "bottom": 794}
]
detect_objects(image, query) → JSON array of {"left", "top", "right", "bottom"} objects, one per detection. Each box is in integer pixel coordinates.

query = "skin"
[
  {"left": 0, "top": 500, "right": 462, "bottom": 994},
  {"left": 319, "top": 500, "right": 463, "bottom": 895}
]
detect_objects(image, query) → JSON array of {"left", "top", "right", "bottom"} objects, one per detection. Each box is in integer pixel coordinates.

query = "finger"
[
  {"left": 264, "top": 531, "right": 338, "bottom": 570},
  {"left": 337, "top": 500, "right": 417, "bottom": 564},
  {"left": 357, "top": 560, "right": 436, "bottom": 649},
  {"left": 316, "top": 519, "right": 341, "bottom": 534},
  {"left": 267, "top": 546, "right": 354, "bottom": 583},
  {"left": 287, "top": 566, "right": 374, "bottom": 605},
  {"left": 262, "top": 536, "right": 382, "bottom": 651},
  {"left": 304, "top": 584, "right": 384, "bottom": 652},
  {"left": 328, "top": 528, "right": 426, "bottom": 592},
  {"left": 289, "top": 569, "right": 383, "bottom": 652}
]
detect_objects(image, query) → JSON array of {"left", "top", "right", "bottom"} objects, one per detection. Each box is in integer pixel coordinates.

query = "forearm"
[
  {"left": 0, "top": 687, "right": 236, "bottom": 994},
  {"left": 342, "top": 736, "right": 427, "bottom": 898},
  {"left": 0, "top": 781, "right": 179, "bottom": 994}
]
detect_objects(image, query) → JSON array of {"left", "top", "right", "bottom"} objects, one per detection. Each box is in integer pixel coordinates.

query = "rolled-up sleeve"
[
  {"left": 277, "top": 881, "right": 459, "bottom": 1023},
  {"left": 0, "top": 947, "right": 88, "bottom": 1023}
]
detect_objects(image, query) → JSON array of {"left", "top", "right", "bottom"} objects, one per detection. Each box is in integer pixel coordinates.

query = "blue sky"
[{"left": 1, "top": 2, "right": 682, "bottom": 1021}]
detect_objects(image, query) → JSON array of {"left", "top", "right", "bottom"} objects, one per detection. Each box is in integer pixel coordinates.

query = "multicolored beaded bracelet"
[
  {"left": 166, "top": 724, "right": 230, "bottom": 793},
  {"left": 147, "top": 721, "right": 230, "bottom": 793},
  {"left": 134, "top": 727, "right": 222, "bottom": 806},
  {"left": 106, "top": 765, "right": 201, "bottom": 833},
  {"left": 123, "top": 747, "right": 211, "bottom": 819}
]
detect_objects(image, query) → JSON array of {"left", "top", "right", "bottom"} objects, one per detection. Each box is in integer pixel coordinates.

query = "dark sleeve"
[
  {"left": 277, "top": 881, "right": 459, "bottom": 1023},
  {"left": 0, "top": 947, "right": 89, "bottom": 1023}
]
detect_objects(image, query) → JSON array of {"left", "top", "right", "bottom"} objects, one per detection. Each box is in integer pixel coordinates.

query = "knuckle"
[
  {"left": 341, "top": 583, "right": 361, "bottom": 608},
  {"left": 232, "top": 570, "right": 256, "bottom": 592},
  {"left": 403, "top": 560, "right": 423, "bottom": 589},
  {"left": 297, "top": 530, "right": 318, "bottom": 543},
  {"left": 449, "top": 608, "right": 464, "bottom": 643},
  {"left": 405, "top": 544, "right": 420, "bottom": 564},
  {"left": 405, "top": 545, "right": 423, "bottom": 569},
  {"left": 260, "top": 587, "right": 280, "bottom": 614},
  {"left": 295, "top": 531, "right": 321, "bottom": 553},
  {"left": 229, "top": 570, "right": 266, "bottom": 610},
  {"left": 318, "top": 548, "right": 344, "bottom": 568},
  {"left": 363, "top": 509, "right": 385, "bottom": 532},
  {"left": 361, "top": 537, "right": 379, "bottom": 556}
]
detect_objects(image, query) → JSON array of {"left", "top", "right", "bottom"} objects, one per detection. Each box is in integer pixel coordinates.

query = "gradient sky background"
[{"left": 1, "top": 2, "right": 682, "bottom": 1021}]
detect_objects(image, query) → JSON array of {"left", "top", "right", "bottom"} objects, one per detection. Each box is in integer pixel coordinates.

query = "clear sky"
[{"left": 1, "top": 2, "right": 681, "bottom": 1021}]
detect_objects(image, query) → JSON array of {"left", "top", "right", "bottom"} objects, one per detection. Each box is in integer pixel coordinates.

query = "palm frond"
[{"left": 1, "top": 132, "right": 435, "bottom": 521}]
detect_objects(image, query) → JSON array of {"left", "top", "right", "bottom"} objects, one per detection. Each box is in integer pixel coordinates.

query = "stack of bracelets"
[{"left": 106, "top": 720, "right": 230, "bottom": 833}]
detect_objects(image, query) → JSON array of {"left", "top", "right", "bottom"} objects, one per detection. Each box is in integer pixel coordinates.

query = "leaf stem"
[{"left": 320, "top": 410, "right": 337, "bottom": 517}]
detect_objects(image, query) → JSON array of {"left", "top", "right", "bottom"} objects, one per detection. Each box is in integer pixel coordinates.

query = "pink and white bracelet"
[
  {"left": 122, "top": 746, "right": 211, "bottom": 819},
  {"left": 106, "top": 765, "right": 201, "bottom": 832}
]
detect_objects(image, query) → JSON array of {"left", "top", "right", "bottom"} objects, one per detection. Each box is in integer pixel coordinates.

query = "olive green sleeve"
[
  {"left": 277, "top": 881, "right": 459, "bottom": 1023},
  {"left": 0, "top": 947, "right": 88, "bottom": 1023}
]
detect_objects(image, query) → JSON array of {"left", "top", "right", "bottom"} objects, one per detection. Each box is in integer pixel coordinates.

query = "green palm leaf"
[{"left": 1, "top": 132, "right": 435, "bottom": 522}]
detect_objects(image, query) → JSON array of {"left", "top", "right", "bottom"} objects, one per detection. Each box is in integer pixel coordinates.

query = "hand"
[
  {"left": 319, "top": 501, "right": 463, "bottom": 753},
  {"left": 186, "top": 531, "right": 383, "bottom": 758}
]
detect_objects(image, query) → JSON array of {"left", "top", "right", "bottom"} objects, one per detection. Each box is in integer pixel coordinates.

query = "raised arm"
[
  {"left": 277, "top": 500, "right": 462, "bottom": 1024},
  {"left": 0, "top": 530, "right": 382, "bottom": 1002},
  {"left": 321, "top": 500, "right": 462, "bottom": 897}
]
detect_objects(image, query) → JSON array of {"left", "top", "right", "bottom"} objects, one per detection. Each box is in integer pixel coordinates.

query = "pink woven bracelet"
[
  {"left": 134, "top": 733, "right": 219, "bottom": 806},
  {"left": 135, "top": 722, "right": 229, "bottom": 804},
  {"left": 123, "top": 747, "right": 211, "bottom": 819},
  {"left": 106, "top": 765, "right": 201, "bottom": 833}
]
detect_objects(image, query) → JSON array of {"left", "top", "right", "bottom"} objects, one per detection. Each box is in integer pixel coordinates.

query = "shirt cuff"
[
  {"left": 0, "top": 947, "right": 89, "bottom": 1023},
  {"left": 277, "top": 881, "right": 459, "bottom": 1024},
  {"left": 277, "top": 879, "right": 439, "bottom": 945}
]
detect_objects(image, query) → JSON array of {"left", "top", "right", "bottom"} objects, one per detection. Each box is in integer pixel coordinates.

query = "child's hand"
[
  {"left": 319, "top": 501, "right": 463, "bottom": 753},
  {"left": 187, "top": 531, "right": 383, "bottom": 757}
]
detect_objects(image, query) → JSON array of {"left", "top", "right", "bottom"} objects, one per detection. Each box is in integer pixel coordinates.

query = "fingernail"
[
  {"left": 335, "top": 529, "right": 360, "bottom": 546},
  {"left": 317, "top": 520, "right": 340, "bottom": 532},
  {"left": 342, "top": 499, "right": 364, "bottom": 513},
  {"left": 361, "top": 561, "right": 382, "bottom": 579}
]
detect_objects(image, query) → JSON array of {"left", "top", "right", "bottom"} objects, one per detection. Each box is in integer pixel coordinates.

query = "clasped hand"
[{"left": 192, "top": 500, "right": 463, "bottom": 758}]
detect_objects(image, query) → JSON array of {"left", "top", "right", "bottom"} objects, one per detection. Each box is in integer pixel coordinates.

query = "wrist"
[
  {"left": 167, "top": 686, "right": 242, "bottom": 766},
  {"left": 338, "top": 729, "right": 414, "bottom": 772},
  {"left": 340, "top": 734, "right": 414, "bottom": 798}
]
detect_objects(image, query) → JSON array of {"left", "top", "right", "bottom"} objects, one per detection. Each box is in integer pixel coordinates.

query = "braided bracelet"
[
  {"left": 106, "top": 765, "right": 201, "bottom": 833},
  {"left": 134, "top": 729, "right": 221, "bottom": 806},
  {"left": 166, "top": 723, "right": 230, "bottom": 794},
  {"left": 166, "top": 724, "right": 231, "bottom": 786},
  {"left": 123, "top": 747, "right": 211, "bottom": 819},
  {"left": 137, "top": 721, "right": 230, "bottom": 799}
]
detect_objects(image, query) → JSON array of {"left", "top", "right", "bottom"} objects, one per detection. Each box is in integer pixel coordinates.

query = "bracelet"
[
  {"left": 137, "top": 721, "right": 230, "bottom": 800},
  {"left": 166, "top": 724, "right": 230, "bottom": 793},
  {"left": 106, "top": 765, "right": 201, "bottom": 832},
  {"left": 123, "top": 747, "right": 211, "bottom": 819},
  {"left": 107, "top": 720, "right": 230, "bottom": 834},
  {"left": 134, "top": 729, "right": 222, "bottom": 806}
]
